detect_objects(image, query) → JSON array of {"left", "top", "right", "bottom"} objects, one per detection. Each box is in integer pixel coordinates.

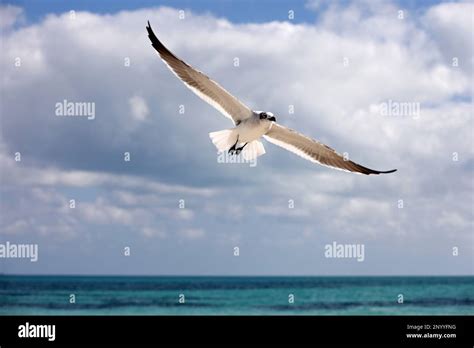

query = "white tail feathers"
[
  {"left": 209, "top": 129, "right": 237, "bottom": 152},
  {"left": 242, "top": 140, "right": 265, "bottom": 161},
  {"left": 209, "top": 129, "right": 266, "bottom": 161}
]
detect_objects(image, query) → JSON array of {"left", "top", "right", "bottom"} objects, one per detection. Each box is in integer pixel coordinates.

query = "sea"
[{"left": 1, "top": 276, "right": 473, "bottom": 315}]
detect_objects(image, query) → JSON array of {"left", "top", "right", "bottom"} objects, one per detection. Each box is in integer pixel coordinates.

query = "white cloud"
[
  {"left": 141, "top": 227, "right": 166, "bottom": 239},
  {"left": 0, "top": 5, "right": 24, "bottom": 30},
  {"left": 129, "top": 95, "right": 150, "bottom": 121},
  {"left": 1, "top": 4, "right": 470, "bottom": 170},
  {"left": 0, "top": 146, "right": 217, "bottom": 197},
  {"left": 179, "top": 228, "right": 205, "bottom": 240},
  {"left": 79, "top": 198, "right": 137, "bottom": 225},
  {"left": 0, "top": 3, "right": 472, "bottom": 274},
  {"left": 437, "top": 211, "right": 470, "bottom": 230},
  {"left": 423, "top": 2, "right": 473, "bottom": 74},
  {"left": 3, "top": 219, "right": 28, "bottom": 234}
]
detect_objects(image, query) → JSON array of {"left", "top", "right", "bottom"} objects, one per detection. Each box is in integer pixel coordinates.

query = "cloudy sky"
[{"left": 0, "top": 0, "right": 472, "bottom": 275}]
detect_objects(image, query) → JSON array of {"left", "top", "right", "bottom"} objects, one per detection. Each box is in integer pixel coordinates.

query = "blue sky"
[
  {"left": 7, "top": 0, "right": 447, "bottom": 24},
  {"left": 0, "top": 0, "right": 472, "bottom": 275}
]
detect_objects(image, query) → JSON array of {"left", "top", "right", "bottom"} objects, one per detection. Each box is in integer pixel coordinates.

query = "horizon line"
[{"left": 1, "top": 274, "right": 473, "bottom": 277}]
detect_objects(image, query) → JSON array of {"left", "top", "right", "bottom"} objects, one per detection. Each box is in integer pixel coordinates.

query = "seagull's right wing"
[
  {"left": 146, "top": 22, "right": 253, "bottom": 125},
  {"left": 263, "top": 123, "right": 397, "bottom": 175}
]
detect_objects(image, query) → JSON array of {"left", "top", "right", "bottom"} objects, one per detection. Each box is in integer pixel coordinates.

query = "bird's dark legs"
[
  {"left": 235, "top": 143, "right": 248, "bottom": 154},
  {"left": 228, "top": 137, "right": 239, "bottom": 155},
  {"left": 228, "top": 137, "right": 248, "bottom": 155}
]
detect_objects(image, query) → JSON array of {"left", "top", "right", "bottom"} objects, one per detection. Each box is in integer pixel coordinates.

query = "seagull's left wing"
[
  {"left": 263, "top": 123, "right": 397, "bottom": 175},
  {"left": 146, "top": 22, "right": 253, "bottom": 125}
]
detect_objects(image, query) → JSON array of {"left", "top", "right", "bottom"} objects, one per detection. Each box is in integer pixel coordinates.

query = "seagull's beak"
[{"left": 268, "top": 116, "right": 276, "bottom": 122}]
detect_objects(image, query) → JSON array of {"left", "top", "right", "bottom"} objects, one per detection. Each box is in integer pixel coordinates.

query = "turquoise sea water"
[{"left": 0, "top": 276, "right": 473, "bottom": 315}]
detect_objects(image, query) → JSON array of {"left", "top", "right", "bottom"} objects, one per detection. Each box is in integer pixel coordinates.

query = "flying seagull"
[{"left": 146, "top": 22, "right": 397, "bottom": 175}]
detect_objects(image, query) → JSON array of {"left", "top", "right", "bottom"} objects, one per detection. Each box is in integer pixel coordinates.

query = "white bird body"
[
  {"left": 209, "top": 114, "right": 270, "bottom": 161},
  {"left": 146, "top": 22, "right": 397, "bottom": 175},
  {"left": 236, "top": 114, "right": 273, "bottom": 143}
]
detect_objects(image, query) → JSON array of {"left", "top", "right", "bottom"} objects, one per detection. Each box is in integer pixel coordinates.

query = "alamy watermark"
[
  {"left": 324, "top": 241, "right": 365, "bottom": 262},
  {"left": 378, "top": 99, "right": 420, "bottom": 119},
  {"left": 217, "top": 152, "right": 257, "bottom": 167},
  {"left": 0, "top": 241, "right": 38, "bottom": 262},
  {"left": 55, "top": 99, "right": 95, "bottom": 120},
  {"left": 18, "top": 322, "right": 55, "bottom": 341}
]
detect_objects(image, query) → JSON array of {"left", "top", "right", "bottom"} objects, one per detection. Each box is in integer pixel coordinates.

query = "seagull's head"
[{"left": 259, "top": 111, "right": 276, "bottom": 122}]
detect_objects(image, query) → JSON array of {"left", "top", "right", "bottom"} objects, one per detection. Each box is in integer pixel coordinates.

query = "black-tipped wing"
[
  {"left": 146, "top": 22, "right": 252, "bottom": 125},
  {"left": 264, "top": 123, "right": 397, "bottom": 175}
]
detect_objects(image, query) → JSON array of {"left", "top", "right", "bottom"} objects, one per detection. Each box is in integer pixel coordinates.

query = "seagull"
[{"left": 146, "top": 22, "right": 397, "bottom": 175}]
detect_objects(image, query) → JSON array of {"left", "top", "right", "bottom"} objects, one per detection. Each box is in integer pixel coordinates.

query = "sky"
[{"left": 0, "top": 0, "right": 472, "bottom": 275}]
